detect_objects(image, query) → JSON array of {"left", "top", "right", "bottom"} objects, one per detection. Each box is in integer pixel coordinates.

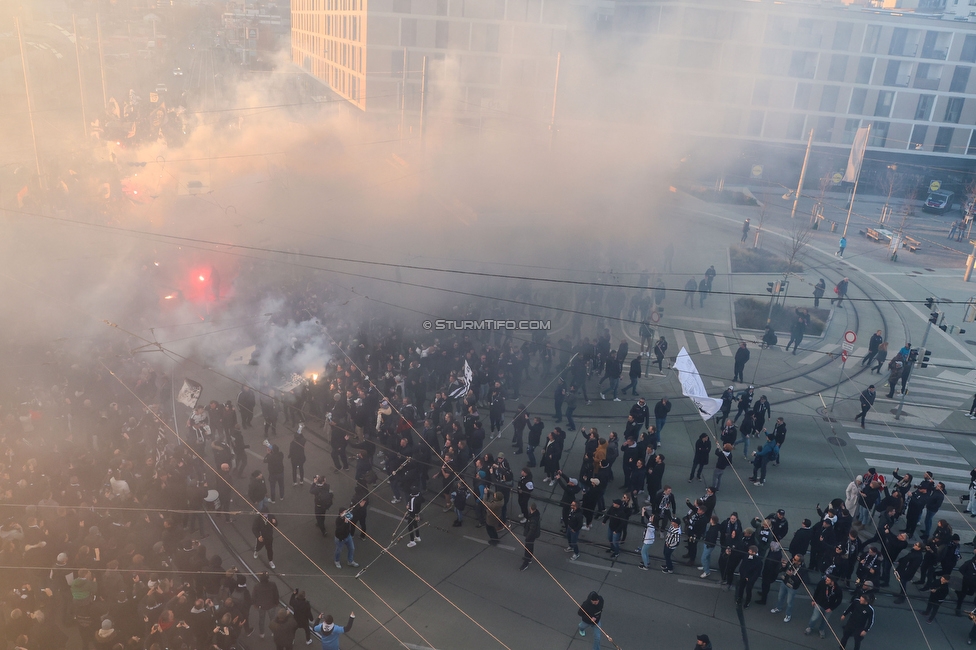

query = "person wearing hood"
[
  {"left": 253, "top": 572, "right": 280, "bottom": 639},
  {"left": 289, "top": 427, "right": 308, "bottom": 486},
  {"left": 314, "top": 611, "right": 355, "bottom": 650},
  {"left": 265, "top": 443, "right": 286, "bottom": 503},
  {"left": 576, "top": 591, "right": 604, "bottom": 650},
  {"left": 93, "top": 618, "right": 118, "bottom": 649},
  {"left": 736, "top": 545, "right": 763, "bottom": 608},
  {"left": 695, "top": 634, "right": 713, "bottom": 650},
  {"left": 289, "top": 589, "right": 314, "bottom": 646},
  {"left": 252, "top": 510, "right": 279, "bottom": 570},
  {"left": 269, "top": 607, "right": 299, "bottom": 649}
]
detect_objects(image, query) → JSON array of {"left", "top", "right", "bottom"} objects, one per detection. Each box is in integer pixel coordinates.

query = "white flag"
[
  {"left": 176, "top": 379, "right": 203, "bottom": 408},
  {"left": 672, "top": 348, "right": 723, "bottom": 421},
  {"left": 842, "top": 126, "right": 870, "bottom": 183},
  {"left": 450, "top": 360, "right": 474, "bottom": 399}
]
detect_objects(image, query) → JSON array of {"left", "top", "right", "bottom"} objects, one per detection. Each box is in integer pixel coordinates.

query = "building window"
[
  {"left": 752, "top": 79, "right": 772, "bottom": 106},
  {"left": 392, "top": 0, "right": 411, "bottom": 12},
  {"left": 869, "top": 121, "right": 889, "bottom": 147},
  {"left": 874, "top": 90, "right": 894, "bottom": 117},
  {"left": 814, "top": 116, "right": 834, "bottom": 142},
  {"left": 968, "top": 130, "right": 976, "bottom": 155},
  {"left": 788, "top": 51, "right": 818, "bottom": 79},
  {"left": 934, "top": 126, "right": 954, "bottom": 152},
  {"left": 795, "top": 83, "right": 812, "bottom": 110},
  {"left": 914, "top": 63, "right": 943, "bottom": 90},
  {"left": 828, "top": 55, "right": 848, "bottom": 82},
  {"left": 820, "top": 86, "right": 840, "bottom": 112},
  {"left": 842, "top": 118, "right": 861, "bottom": 144},
  {"left": 849, "top": 88, "right": 867, "bottom": 114},
  {"left": 863, "top": 24, "right": 881, "bottom": 53},
  {"left": 920, "top": 31, "right": 950, "bottom": 60},
  {"left": 435, "top": 21, "right": 448, "bottom": 48},
  {"left": 945, "top": 97, "right": 964, "bottom": 123},
  {"left": 950, "top": 66, "right": 971, "bottom": 93},
  {"left": 832, "top": 22, "right": 854, "bottom": 51},
  {"left": 747, "top": 111, "right": 764, "bottom": 136},
  {"left": 400, "top": 18, "right": 417, "bottom": 47},
  {"left": 909, "top": 124, "right": 928, "bottom": 150},
  {"left": 915, "top": 94, "right": 936, "bottom": 120},
  {"left": 888, "top": 28, "right": 920, "bottom": 57},
  {"left": 883, "top": 60, "right": 912, "bottom": 87},
  {"left": 961, "top": 35, "right": 976, "bottom": 63},
  {"left": 723, "top": 109, "right": 742, "bottom": 134},
  {"left": 856, "top": 57, "right": 874, "bottom": 84},
  {"left": 485, "top": 24, "right": 499, "bottom": 53},
  {"left": 786, "top": 114, "right": 806, "bottom": 140}
]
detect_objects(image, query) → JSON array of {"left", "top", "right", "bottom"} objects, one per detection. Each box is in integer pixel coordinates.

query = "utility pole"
[
  {"left": 548, "top": 51, "right": 561, "bottom": 153},
  {"left": 791, "top": 128, "right": 813, "bottom": 219},
  {"left": 96, "top": 13, "right": 108, "bottom": 109},
  {"left": 842, "top": 124, "right": 871, "bottom": 239},
  {"left": 398, "top": 48, "right": 407, "bottom": 145},
  {"left": 965, "top": 239, "right": 976, "bottom": 282},
  {"left": 15, "top": 18, "right": 42, "bottom": 185},
  {"left": 418, "top": 55, "right": 427, "bottom": 149},
  {"left": 73, "top": 15, "right": 88, "bottom": 139}
]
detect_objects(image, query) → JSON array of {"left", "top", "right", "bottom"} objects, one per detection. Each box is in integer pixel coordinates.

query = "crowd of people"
[{"left": 0, "top": 276, "right": 971, "bottom": 650}]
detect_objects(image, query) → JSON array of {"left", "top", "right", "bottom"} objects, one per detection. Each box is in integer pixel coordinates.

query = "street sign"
[
  {"left": 844, "top": 330, "right": 857, "bottom": 344},
  {"left": 751, "top": 165, "right": 763, "bottom": 179},
  {"left": 842, "top": 342, "right": 854, "bottom": 353},
  {"left": 831, "top": 172, "right": 843, "bottom": 185},
  {"left": 930, "top": 180, "right": 941, "bottom": 192},
  {"left": 841, "top": 350, "right": 848, "bottom": 362}
]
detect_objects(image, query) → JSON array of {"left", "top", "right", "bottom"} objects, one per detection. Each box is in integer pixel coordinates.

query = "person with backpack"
[
  {"left": 309, "top": 476, "right": 334, "bottom": 537},
  {"left": 252, "top": 572, "right": 280, "bottom": 638}
]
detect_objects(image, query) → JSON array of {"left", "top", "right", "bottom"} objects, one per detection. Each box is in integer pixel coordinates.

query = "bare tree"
[
  {"left": 897, "top": 174, "right": 923, "bottom": 236},
  {"left": 784, "top": 222, "right": 812, "bottom": 275},
  {"left": 753, "top": 189, "right": 770, "bottom": 249}
]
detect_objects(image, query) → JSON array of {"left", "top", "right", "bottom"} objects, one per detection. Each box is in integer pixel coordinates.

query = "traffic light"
[
  {"left": 767, "top": 282, "right": 780, "bottom": 294},
  {"left": 929, "top": 312, "right": 939, "bottom": 324},
  {"left": 924, "top": 297, "right": 935, "bottom": 309},
  {"left": 940, "top": 323, "right": 948, "bottom": 332},
  {"left": 920, "top": 349, "right": 932, "bottom": 368},
  {"left": 908, "top": 348, "right": 919, "bottom": 364}
]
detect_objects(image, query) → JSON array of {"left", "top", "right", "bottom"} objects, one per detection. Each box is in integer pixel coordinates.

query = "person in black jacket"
[
  {"left": 405, "top": 488, "right": 424, "bottom": 548},
  {"left": 839, "top": 593, "right": 875, "bottom": 649},
  {"left": 526, "top": 417, "right": 545, "bottom": 468},
  {"left": 856, "top": 386, "right": 876, "bottom": 429},
  {"left": 576, "top": 591, "right": 604, "bottom": 647},
  {"left": 736, "top": 546, "right": 762, "bottom": 608},
  {"left": 252, "top": 511, "right": 279, "bottom": 570},
  {"left": 789, "top": 518, "right": 814, "bottom": 564},
  {"left": 733, "top": 344, "right": 751, "bottom": 383},
  {"left": 252, "top": 572, "right": 279, "bottom": 638},
  {"left": 520, "top": 503, "right": 541, "bottom": 571},
  {"left": 956, "top": 553, "right": 976, "bottom": 615},
  {"left": 689, "top": 433, "right": 711, "bottom": 482},
  {"left": 289, "top": 589, "right": 314, "bottom": 645},
  {"left": 806, "top": 574, "right": 843, "bottom": 638},
  {"left": 711, "top": 444, "right": 733, "bottom": 492},
  {"left": 893, "top": 541, "right": 925, "bottom": 604},
  {"left": 621, "top": 356, "right": 642, "bottom": 397},
  {"left": 238, "top": 386, "right": 256, "bottom": 429},
  {"left": 289, "top": 429, "right": 307, "bottom": 486},
  {"left": 718, "top": 386, "right": 734, "bottom": 423},
  {"left": 683, "top": 505, "right": 708, "bottom": 564},
  {"left": 924, "top": 575, "right": 951, "bottom": 623},
  {"left": 265, "top": 444, "right": 286, "bottom": 503}
]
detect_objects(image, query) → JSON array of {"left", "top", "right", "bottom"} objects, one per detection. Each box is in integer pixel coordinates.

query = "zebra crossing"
[
  {"left": 664, "top": 331, "right": 748, "bottom": 357},
  {"left": 842, "top": 422, "right": 970, "bottom": 493}
]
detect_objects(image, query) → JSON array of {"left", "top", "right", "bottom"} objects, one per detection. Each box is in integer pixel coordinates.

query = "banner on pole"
[
  {"left": 176, "top": 379, "right": 203, "bottom": 408},
  {"left": 673, "top": 348, "right": 723, "bottom": 421},
  {"left": 450, "top": 361, "right": 473, "bottom": 399},
  {"left": 842, "top": 126, "right": 870, "bottom": 183}
]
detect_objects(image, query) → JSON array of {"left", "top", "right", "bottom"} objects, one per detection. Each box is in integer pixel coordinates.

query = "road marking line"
[
  {"left": 463, "top": 535, "right": 516, "bottom": 551},
  {"left": 674, "top": 330, "right": 690, "bottom": 356},
  {"left": 841, "top": 423, "right": 946, "bottom": 439},
  {"left": 713, "top": 333, "right": 734, "bottom": 356},
  {"left": 855, "top": 445, "right": 968, "bottom": 465},
  {"left": 799, "top": 343, "right": 836, "bottom": 365},
  {"left": 567, "top": 560, "right": 623, "bottom": 573},
  {"left": 677, "top": 578, "right": 723, "bottom": 589},
  {"left": 369, "top": 507, "right": 403, "bottom": 521},
  {"left": 862, "top": 459, "right": 972, "bottom": 478},
  {"left": 846, "top": 432, "right": 956, "bottom": 450},
  {"left": 694, "top": 332, "right": 711, "bottom": 355}
]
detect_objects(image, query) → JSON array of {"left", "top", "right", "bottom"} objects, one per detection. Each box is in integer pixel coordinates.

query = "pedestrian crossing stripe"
[
  {"left": 860, "top": 460, "right": 968, "bottom": 492},
  {"left": 853, "top": 444, "right": 968, "bottom": 465},
  {"left": 712, "top": 333, "right": 733, "bottom": 357},
  {"left": 798, "top": 343, "right": 837, "bottom": 365},
  {"left": 841, "top": 422, "right": 944, "bottom": 439},
  {"left": 673, "top": 330, "right": 690, "bottom": 356},
  {"left": 693, "top": 332, "right": 709, "bottom": 356},
  {"left": 845, "top": 431, "right": 956, "bottom": 451}
]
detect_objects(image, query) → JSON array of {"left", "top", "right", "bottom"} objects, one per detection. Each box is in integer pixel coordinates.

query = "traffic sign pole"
[{"left": 829, "top": 354, "right": 847, "bottom": 414}]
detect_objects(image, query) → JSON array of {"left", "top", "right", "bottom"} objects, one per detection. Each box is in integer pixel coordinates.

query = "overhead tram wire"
[
  {"left": 1, "top": 204, "right": 963, "bottom": 309},
  {"left": 98, "top": 359, "right": 437, "bottom": 650}
]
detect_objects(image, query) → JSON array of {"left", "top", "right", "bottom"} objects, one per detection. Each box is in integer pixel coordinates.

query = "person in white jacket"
[{"left": 845, "top": 476, "right": 862, "bottom": 518}]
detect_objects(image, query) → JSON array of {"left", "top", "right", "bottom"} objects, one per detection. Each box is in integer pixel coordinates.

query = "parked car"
[
  {"left": 155, "top": 83, "right": 168, "bottom": 93},
  {"left": 923, "top": 190, "right": 954, "bottom": 214},
  {"left": 172, "top": 67, "right": 183, "bottom": 76}
]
